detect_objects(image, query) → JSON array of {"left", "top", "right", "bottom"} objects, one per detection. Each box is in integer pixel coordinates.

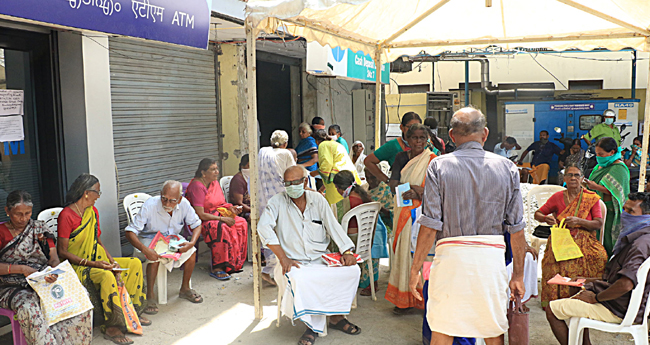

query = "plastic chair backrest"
[
  {"left": 220, "top": 176, "right": 233, "bottom": 203},
  {"left": 123, "top": 193, "right": 152, "bottom": 224},
  {"left": 307, "top": 175, "right": 317, "bottom": 191},
  {"left": 340, "top": 202, "right": 381, "bottom": 262},
  {"left": 527, "top": 185, "right": 566, "bottom": 228},
  {"left": 619, "top": 256, "right": 650, "bottom": 327},
  {"left": 37, "top": 207, "right": 63, "bottom": 233},
  {"left": 378, "top": 161, "right": 390, "bottom": 177},
  {"left": 599, "top": 200, "right": 607, "bottom": 244}
]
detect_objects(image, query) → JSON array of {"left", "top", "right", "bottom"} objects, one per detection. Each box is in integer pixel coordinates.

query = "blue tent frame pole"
[
  {"left": 632, "top": 50, "right": 637, "bottom": 99},
  {"left": 464, "top": 61, "right": 469, "bottom": 106}
]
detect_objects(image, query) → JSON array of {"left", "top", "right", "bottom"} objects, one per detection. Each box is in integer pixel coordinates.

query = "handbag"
[
  {"left": 118, "top": 285, "right": 143, "bottom": 335},
  {"left": 532, "top": 225, "right": 551, "bottom": 239},
  {"left": 507, "top": 295, "right": 529, "bottom": 345}
]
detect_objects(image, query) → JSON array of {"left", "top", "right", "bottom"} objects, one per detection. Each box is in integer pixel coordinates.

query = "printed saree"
[
  {"left": 540, "top": 189, "right": 608, "bottom": 307},
  {"left": 68, "top": 207, "right": 145, "bottom": 329},
  {"left": 0, "top": 220, "right": 92, "bottom": 345},
  {"left": 589, "top": 162, "right": 630, "bottom": 256},
  {"left": 386, "top": 149, "right": 436, "bottom": 309}
]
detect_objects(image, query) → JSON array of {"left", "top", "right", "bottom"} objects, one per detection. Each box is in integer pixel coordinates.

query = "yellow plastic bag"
[{"left": 551, "top": 219, "right": 584, "bottom": 262}]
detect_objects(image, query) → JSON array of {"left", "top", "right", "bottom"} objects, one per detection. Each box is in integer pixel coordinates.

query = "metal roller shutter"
[{"left": 109, "top": 37, "right": 218, "bottom": 249}]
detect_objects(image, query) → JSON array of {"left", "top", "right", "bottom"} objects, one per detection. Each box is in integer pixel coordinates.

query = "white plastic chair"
[
  {"left": 124, "top": 193, "right": 174, "bottom": 305},
  {"left": 220, "top": 176, "right": 233, "bottom": 203},
  {"left": 568, "top": 256, "right": 650, "bottom": 345},
  {"left": 528, "top": 185, "right": 566, "bottom": 253},
  {"left": 599, "top": 200, "right": 607, "bottom": 244},
  {"left": 37, "top": 207, "right": 63, "bottom": 232},
  {"left": 340, "top": 202, "right": 382, "bottom": 301}
]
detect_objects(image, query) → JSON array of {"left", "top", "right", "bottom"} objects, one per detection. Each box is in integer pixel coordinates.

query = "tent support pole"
[
  {"left": 632, "top": 50, "right": 637, "bottom": 99},
  {"left": 375, "top": 48, "right": 383, "bottom": 151},
  {"left": 464, "top": 61, "right": 469, "bottom": 107},
  {"left": 246, "top": 18, "right": 263, "bottom": 320},
  {"left": 639, "top": 39, "right": 650, "bottom": 192}
]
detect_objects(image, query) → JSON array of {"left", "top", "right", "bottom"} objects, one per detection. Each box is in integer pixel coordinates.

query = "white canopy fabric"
[{"left": 248, "top": 0, "right": 650, "bottom": 61}]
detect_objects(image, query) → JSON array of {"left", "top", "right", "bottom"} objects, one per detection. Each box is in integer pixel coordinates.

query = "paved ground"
[{"left": 0, "top": 245, "right": 635, "bottom": 345}]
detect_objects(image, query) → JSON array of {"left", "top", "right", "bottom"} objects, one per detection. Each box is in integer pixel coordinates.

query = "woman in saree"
[
  {"left": 57, "top": 174, "right": 148, "bottom": 345},
  {"left": 333, "top": 171, "right": 389, "bottom": 296},
  {"left": 350, "top": 141, "right": 367, "bottom": 185},
  {"left": 586, "top": 137, "right": 630, "bottom": 256},
  {"left": 313, "top": 129, "right": 361, "bottom": 205},
  {"left": 535, "top": 164, "right": 608, "bottom": 308},
  {"left": 558, "top": 139, "right": 584, "bottom": 183},
  {"left": 0, "top": 190, "right": 92, "bottom": 345},
  {"left": 366, "top": 169, "right": 395, "bottom": 237},
  {"left": 295, "top": 122, "right": 319, "bottom": 172},
  {"left": 185, "top": 158, "right": 248, "bottom": 281},
  {"left": 386, "top": 124, "right": 437, "bottom": 314}
]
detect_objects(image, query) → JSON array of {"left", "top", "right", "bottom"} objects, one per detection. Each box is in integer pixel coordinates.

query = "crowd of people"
[{"left": 4, "top": 107, "right": 650, "bottom": 345}]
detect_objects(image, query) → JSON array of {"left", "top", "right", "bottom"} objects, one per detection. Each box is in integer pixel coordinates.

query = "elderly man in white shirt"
[
  {"left": 125, "top": 180, "right": 204, "bottom": 314},
  {"left": 258, "top": 165, "right": 362, "bottom": 345}
]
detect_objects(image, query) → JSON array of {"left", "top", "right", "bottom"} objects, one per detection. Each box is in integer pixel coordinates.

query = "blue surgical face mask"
[
  {"left": 604, "top": 117, "right": 614, "bottom": 125},
  {"left": 285, "top": 183, "right": 305, "bottom": 199}
]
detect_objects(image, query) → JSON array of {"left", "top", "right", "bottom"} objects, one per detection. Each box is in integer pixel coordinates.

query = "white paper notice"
[
  {"left": 0, "top": 90, "right": 24, "bottom": 116},
  {"left": 0, "top": 116, "right": 24, "bottom": 142}
]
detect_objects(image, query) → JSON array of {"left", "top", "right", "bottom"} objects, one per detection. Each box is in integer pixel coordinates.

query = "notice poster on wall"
[
  {"left": 0, "top": 116, "right": 24, "bottom": 142},
  {"left": 0, "top": 90, "right": 24, "bottom": 116}
]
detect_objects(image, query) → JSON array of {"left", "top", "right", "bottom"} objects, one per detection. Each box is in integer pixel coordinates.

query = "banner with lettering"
[{"left": 0, "top": 0, "right": 212, "bottom": 49}]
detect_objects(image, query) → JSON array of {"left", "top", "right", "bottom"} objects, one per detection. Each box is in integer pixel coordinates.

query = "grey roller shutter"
[{"left": 109, "top": 37, "right": 218, "bottom": 249}]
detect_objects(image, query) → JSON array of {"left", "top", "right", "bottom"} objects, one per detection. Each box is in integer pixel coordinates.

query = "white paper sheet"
[
  {"left": 0, "top": 115, "right": 24, "bottom": 142},
  {"left": 0, "top": 90, "right": 24, "bottom": 116}
]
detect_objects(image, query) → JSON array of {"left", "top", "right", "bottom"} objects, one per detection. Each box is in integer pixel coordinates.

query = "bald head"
[
  {"left": 450, "top": 107, "right": 487, "bottom": 136},
  {"left": 284, "top": 165, "right": 308, "bottom": 181}
]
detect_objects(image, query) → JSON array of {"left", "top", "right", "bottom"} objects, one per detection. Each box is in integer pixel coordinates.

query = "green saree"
[{"left": 589, "top": 162, "right": 630, "bottom": 256}]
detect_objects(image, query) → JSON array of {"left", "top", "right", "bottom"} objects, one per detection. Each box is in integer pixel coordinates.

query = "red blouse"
[
  {"left": 0, "top": 222, "right": 55, "bottom": 249},
  {"left": 538, "top": 191, "right": 602, "bottom": 220},
  {"left": 57, "top": 206, "right": 101, "bottom": 239}
]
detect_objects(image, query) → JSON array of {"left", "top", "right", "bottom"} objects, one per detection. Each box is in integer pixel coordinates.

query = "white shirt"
[
  {"left": 493, "top": 142, "right": 515, "bottom": 158},
  {"left": 257, "top": 190, "right": 355, "bottom": 263},
  {"left": 125, "top": 196, "right": 202, "bottom": 239}
]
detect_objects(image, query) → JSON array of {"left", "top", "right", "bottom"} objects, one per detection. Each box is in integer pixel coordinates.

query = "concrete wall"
[
  {"left": 311, "top": 77, "right": 363, "bottom": 147},
  {"left": 219, "top": 43, "right": 243, "bottom": 176}
]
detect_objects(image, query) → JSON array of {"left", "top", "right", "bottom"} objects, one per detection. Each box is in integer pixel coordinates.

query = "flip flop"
[
  {"left": 139, "top": 316, "right": 152, "bottom": 326},
  {"left": 297, "top": 329, "right": 317, "bottom": 345},
  {"left": 328, "top": 319, "right": 361, "bottom": 335},
  {"left": 103, "top": 333, "right": 134, "bottom": 345},
  {"left": 210, "top": 270, "right": 231, "bottom": 281},
  {"left": 179, "top": 288, "right": 204, "bottom": 303},
  {"left": 143, "top": 302, "right": 158, "bottom": 315}
]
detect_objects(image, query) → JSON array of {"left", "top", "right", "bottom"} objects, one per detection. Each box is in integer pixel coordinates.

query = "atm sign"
[{"left": 614, "top": 103, "right": 635, "bottom": 108}]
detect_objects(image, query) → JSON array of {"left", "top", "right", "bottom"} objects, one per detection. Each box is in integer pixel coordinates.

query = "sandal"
[
  {"left": 139, "top": 315, "right": 152, "bottom": 326},
  {"left": 103, "top": 332, "right": 134, "bottom": 345},
  {"left": 262, "top": 273, "right": 277, "bottom": 287},
  {"left": 210, "top": 270, "right": 231, "bottom": 281},
  {"left": 360, "top": 282, "right": 379, "bottom": 296},
  {"left": 179, "top": 288, "right": 204, "bottom": 303},
  {"left": 143, "top": 302, "right": 158, "bottom": 315},
  {"left": 297, "top": 328, "right": 317, "bottom": 345},
  {"left": 328, "top": 318, "right": 361, "bottom": 335},
  {"left": 392, "top": 307, "right": 413, "bottom": 316}
]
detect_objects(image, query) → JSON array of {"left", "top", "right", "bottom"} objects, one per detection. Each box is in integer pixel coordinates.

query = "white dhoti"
[
  {"left": 134, "top": 236, "right": 196, "bottom": 272},
  {"left": 507, "top": 252, "right": 538, "bottom": 303},
  {"left": 275, "top": 262, "right": 360, "bottom": 334},
  {"left": 427, "top": 235, "right": 508, "bottom": 339}
]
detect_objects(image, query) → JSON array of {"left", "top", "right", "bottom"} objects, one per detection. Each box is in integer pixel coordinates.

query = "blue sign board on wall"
[{"left": 0, "top": 0, "right": 212, "bottom": 49}]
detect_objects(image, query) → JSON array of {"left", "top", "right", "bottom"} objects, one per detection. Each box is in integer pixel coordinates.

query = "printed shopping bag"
[
  {"left": 27, "top": 260, "right": 93, "bottom": 326},
  {"left": 118, "top": 285, "right": 143, "bottom": 335},
  {"left": 551, "top": 219, "right": 584, "bottom": 262}
]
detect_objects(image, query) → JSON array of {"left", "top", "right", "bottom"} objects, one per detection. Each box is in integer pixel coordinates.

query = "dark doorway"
[
  {"left": 485, "top": 93, "right": 499, "bottom": 150},
  {"left": 0, "top": 28, "right": 64, "bottom": 220},
  {"left": 256, "top": 60, "right": 292, "bottom": 147}
]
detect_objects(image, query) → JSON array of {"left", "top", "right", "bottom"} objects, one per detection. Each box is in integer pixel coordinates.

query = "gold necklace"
[
  {"left": 6, "top": 221, "right": 21, "bottom": 236},
  {"left": 73, "top": 202, "right": 84, "bottom": 217}
]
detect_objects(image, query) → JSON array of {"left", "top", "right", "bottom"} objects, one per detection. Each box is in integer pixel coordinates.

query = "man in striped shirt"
[{"left": 410, "top": 107, "right": 527, "bottom": 345}]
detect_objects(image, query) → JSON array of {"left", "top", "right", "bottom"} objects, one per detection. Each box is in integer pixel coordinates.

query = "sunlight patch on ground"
[{"left": 170, "top": 302, "right": 279, "bottom": 345}]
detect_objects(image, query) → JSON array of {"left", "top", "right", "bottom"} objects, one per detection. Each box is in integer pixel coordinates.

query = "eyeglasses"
[
  {"left": 161, "top": 196, "right": 179, "bottom": 204},
  {"left": 565, "top": 173, "right": 582, "bottom": 179},
  {"left": 283, "top": 177, "right": 306, "bottom": 187},
  {"left": 86, "top": 189, "right": 102, "bottom": 196}
]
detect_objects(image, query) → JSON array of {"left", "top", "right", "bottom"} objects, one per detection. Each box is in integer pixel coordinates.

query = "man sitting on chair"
[
  {"left": 125, "top": 180, "right": 204, "bottom": 315},
  {"left": 258, "top": 166, "right": 362, "bottom": 345},
  {"left": 546, "top": 192, "right": 650, "bottom": 345}
]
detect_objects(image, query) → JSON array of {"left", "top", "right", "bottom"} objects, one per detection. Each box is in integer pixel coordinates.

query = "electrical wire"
[
  {"left": 390, "top": 77, "right": 402, "bottom": 124},
  {"left": 526, "top": 52, "right": 568, "bottom": 90}
]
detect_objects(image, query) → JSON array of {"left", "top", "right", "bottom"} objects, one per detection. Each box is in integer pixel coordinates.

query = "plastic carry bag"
[
  {"left": 118, "top": 285, "right": 143, "bottom": 335},
  {"left": 551, "top": 219, "right": 584, "bottom": 262},
  {"left": 27, "top": 260, "right": 93, "bottom": 326}
]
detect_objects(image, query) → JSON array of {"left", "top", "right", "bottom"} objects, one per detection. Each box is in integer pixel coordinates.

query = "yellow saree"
[{"left": 68, "top": 207, "right": 146, "bottom": 329}]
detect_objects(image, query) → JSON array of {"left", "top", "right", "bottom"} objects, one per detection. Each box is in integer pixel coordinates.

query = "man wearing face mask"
[
  {"left": 546, "top": 192, "right": 650, "bottom": 345},
  {"left": 583, "top": 109, "right": 622, "bottom": 147},
  {"left": 258, "top": 165, "right": 361, "bottom": 345},
  {"left": 126, "top": 180, "right": 204, "bottom": 309},
  {"left": 518, "top": 130, "right": 563, "bottom": 184}
]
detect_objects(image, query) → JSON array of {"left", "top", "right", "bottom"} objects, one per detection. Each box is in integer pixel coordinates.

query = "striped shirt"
[{"left": 417, "top": 141, "right": 525, "bottom": 241}]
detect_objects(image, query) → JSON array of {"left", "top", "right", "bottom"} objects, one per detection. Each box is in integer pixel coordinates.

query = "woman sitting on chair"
[
  {"left": 228, "top": 154, "right": 251, "bottom": 221},
  {"left": 0, "top": 190, "right": 92, "bottom": 345},
  {"left": 535, "top": 164, "right": 608, "bottom": 309},
  {"left": 57, "top": 174, "right": 149, "bottom": 345},
  {"left": 333, "top": 171, "right": 389, "bottom": 296}
]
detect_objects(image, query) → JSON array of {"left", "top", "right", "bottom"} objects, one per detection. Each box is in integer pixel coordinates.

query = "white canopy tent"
[{"left": 244, "top": 0, "right": 650, "bottom": 318}]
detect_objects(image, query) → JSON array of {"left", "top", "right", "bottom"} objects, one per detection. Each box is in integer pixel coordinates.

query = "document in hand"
[
  {"left": 396, "top": 182, "right": 413, "bottom": 207},
  {"left": 27, "top": 260, "right": 93, "bottom": 326},
  {"left": 546, "top": 274, "right": 585, "bottom": 287},
  {"left": 148, "top": 232, "right": 186, "bottom": 260}
]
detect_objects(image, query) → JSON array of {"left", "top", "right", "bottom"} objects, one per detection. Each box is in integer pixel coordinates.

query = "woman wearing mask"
[
  {"left": 313, "top": 129, "right": 361, "bottom": 205},
  {"left": 624, "top": 136, "right": 649, "bottom": 168},
  {"left": 328, "top": 124, "right": 349, "bottom": 154},
  {"left": 229, "top": 154, "right": 251, "bottom": 220},
  {"left": 585, "top": 137, "right": 630, "bottom": 255},
  {"left": 364, "top": 112, "right": 422, "bottom": 184}
]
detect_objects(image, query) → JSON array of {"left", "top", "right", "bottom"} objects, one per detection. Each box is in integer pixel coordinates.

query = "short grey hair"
[
  {"left": 161, "top": 180, "right": 183, "bottom": 197},
  {"left": 284, "top": 165, "right": 309, "bottom": 179},
  {"left": 450, "top": 107, "right": 487, "bottom": 137},
  {"left": 271, "top": 130, "right": 289, "bottom": 147},
  {"left": 299, "top": 122, "right": 312, "bottom": 134}
]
